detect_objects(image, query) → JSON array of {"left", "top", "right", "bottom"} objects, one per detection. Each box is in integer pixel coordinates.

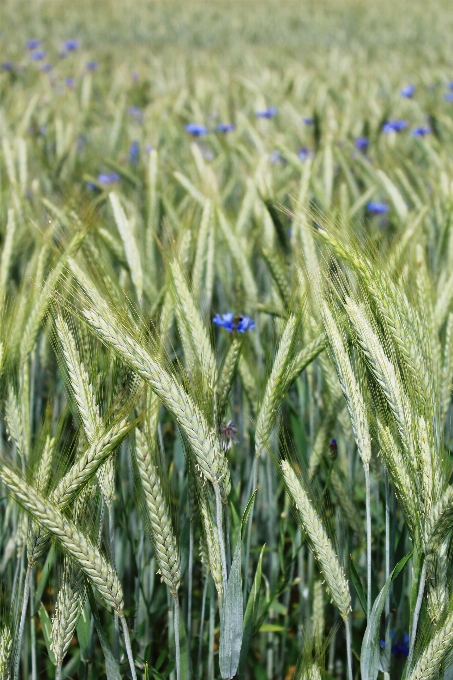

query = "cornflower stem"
[
  {"left": 197, "top": 575, "right": 208, "bottom": 678},
  {"left": 345, "top": 616, "right": 353, "bottom": 680},
  {"left": 174, "top": 595, "right": 181, "bottom": 680},
  {"left": 406, "top": 559, "right": 427, "bottom": 672},
  {"left": 120, "top": 615, "right": 138, "bottom": 680},
  {"left": 364, "top": 463, "right": 372, "bottom": 620},
  {"left": 214, "top": 482, "right": 228, "bottom": 595},
  {"left": 13, "top": 562, "right": 31, "bottom": 680}
]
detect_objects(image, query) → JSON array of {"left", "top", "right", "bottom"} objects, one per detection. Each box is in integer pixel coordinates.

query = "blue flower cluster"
[
  {"left": 213, "top": 313, "right": 255, "bottom": 333},
  {"left": 367, "top": 202, "right": 389, "bottom": 215},
  {"left": 382, "top": 120, "right": 408, "bottom": 133}
]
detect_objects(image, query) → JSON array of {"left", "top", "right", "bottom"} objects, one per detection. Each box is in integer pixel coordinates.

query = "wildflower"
[
  {"left": 367, "top": 201, "right": 389, "bottom": 215},
  {"left": 86, "top": 61, "right": 98, "bottom": 71},
  {"left": 392, "top": 633, "right": 409, "bottom": 658},
  {"left": 213, "top": 313, "right": 255, "bottom": 333},
  {"left": 444, "top": 93, "right": 453, "bottom": 102},
  {"left": 185, "top": 123, "right": 208, "bottom": 136},
  {"left": 354, "top": 136, "right": 369, "bottom": 150},
  {"left": 297, "top": 146, "right": 314, "bottom": 161},
  {"left": 382, "top": 119, "right": 407, "bottom": 133},
  {"left": 31, "top": 51, "right": 46, "bottom": 61},
  {"left": 97, "top": 172, "right": 120, "bottom": 186},
  {"left": 270, "top": 150, "right": 284, "bottom": 164},
  {"left": 329, "top": 438, "right": 338, "bottom": 461},
  {"left": 256, "top": 107, "right": 277, "bottom": 118},
  {"left": 41, "top": 64, "right": 53, "bottom": 72},
  {"left": 86, "top": 181, "right": 98, "bottom": 191},
  {"left": 217, "top": 123, "right": 235, "bottom": 132},
  {"left": 65, "top": 77, "right": 75, "bottom": 88},
  {"left": 400, "top": 84, "right": 415, "bottom": 98},
  {"left": 219, "top": 420, "right": 238, "bottom": 451},
  {"left": 302, "top": 117, "right": 314, "bottom": 124},
  {"left": 63, "top": 39, "right": 79, "bottom": 51},
  {"left": 411, "top": 126, "right": 431, "bottom": 137},
  {"left": 26, "top": 39, "right": 41, "bottom": 50},
  {"left": 129, "top": 140, "right": 140, "bottom": 165},
  {"left": 1, "top": 62, "right": 14, "bottom": 71},
  {"left": 127, "top": 106, "right": 143, "bottom": 122}
]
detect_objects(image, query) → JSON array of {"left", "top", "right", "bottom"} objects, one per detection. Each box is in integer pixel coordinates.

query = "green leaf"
[
  {"left": 38, "top": 602, "right": 56, "bottom": 665},
  {"left": 350, "top": 555, "right": 367, "bottom": 616},
  {"left": 219, "top": 539, "right": 244, "bottom": 679},
  {"left": 258, "top": 624, "right": 284, "bottom": 632},
  {"left": 361, "top": 551, "right": 412, "bottom": 680},
  {"left": 76, "top": 600, "right": 91, "bottom": 662},
  {"left": 238, "top": 544, "right": 265, "bottom": 679},
  {"left": 241, "top": 490, "right": 257, "bottom": 540},
  {"left": 86, "top": 586, "right": 121, "bottom": 680}
]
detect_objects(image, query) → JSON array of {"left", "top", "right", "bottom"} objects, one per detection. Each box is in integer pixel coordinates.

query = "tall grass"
[{"left": 1, "top": 1, "right": 453, "bottom": 678}]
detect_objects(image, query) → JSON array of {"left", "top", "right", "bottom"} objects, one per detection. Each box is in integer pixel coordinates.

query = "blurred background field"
[{"left": 2, "top": 1, "right": 453, "bottom": 679}]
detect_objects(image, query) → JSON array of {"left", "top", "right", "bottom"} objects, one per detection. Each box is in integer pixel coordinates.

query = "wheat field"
[{"left": 1, "top": 0, "right": 453, "bottom": 678}]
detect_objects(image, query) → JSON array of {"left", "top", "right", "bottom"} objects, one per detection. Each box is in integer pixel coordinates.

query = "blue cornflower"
[
  {"left": 400, "top": 84, "right": 415, "bottom": 98},
  {"left": 448, "top": 82, "right": 453, "bottom": 91},
  {"left": 129, "top": 140, "right": 140, "bottom": 165},
  {"left": 297, "top": 147, "right": 314, "bottom": 161},
  {"left": 411, "top": 126, "right": 431, "bottom": 137},
  {"left": 97, "top": 172, "right": 120, "bottom": 186},
  {"left": 63, "top": 39, "right": 79, "bottom": 51},
  {"left": 41, "top": 64, "right": 53, "bottom": 72},
  {"left": 1, "top": 62, "right": 14, "bottom": 71},
  {"left": 354, "top": 136, "right": 369, "bottom": 150},
  {"left": 217, "top": 123, "right": 235, "bottom": 132},
  {"left": 127, "top": 106, "right": 143, "bottom": 122},
  {"left": 31, "top": 51, "right": 46, "bottom": 61},
  {"left": 444, "top": 93, "right": 453, "bottom": 102},
  {"left": 256, "top": 107, "right": 277, "bottom": 118},
  {"left": 367, "top": 201, "right": 389, "bottom": 215},
  {"left": 26, "top": 39, "right": 41, "bottom": 50},
  {"left": 302, "top": 117, "right": 314, "bottom": 125},
  {"left": 392, "top": 633, "right": 409, "bottom": 658},
  {"left": 86, "top": 61, "right": 98, "bottom": 71},
  {"left": 379, "top": 640, "right": 386, "bottom": 649},
  {"left": 213, "top": 313, "right": 255, "bottom": 333},
  {"left": 65, "top": 77, "right": 75, "bottom": 88},
  {"left": 382, "top": 119, "right": 407, "bottom": 133},
  {"left": 86, "top": 181, "right": 98, "bottom": 191},
  {"left": 185, "top": 123, "right": 208, "bottom": 136}
]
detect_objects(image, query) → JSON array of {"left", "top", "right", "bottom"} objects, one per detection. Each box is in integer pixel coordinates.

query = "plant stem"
[
  {"left": 197, "top": 575, "right": 208, "bottom": 678},
  {"left": 244, "top": 456, "right": 258, "bottom": 599},
  {"left": 29, "top": 567, "right": 37, "bottom": 680},
  {"left": 187, "top": 519, "right": 193, "bottom": 678},
  {"left": 13, "top": 563, "right": 31, "bottom": 680},
  {"left": 120, "top": 615, "right": 137, "bottom": 680},
  {"left": 214, "top": 482, "right": 228, "bottom": 596},
  {"left": 407, "top": 559, "right": 427, "bottom": 672},
  {"left": 174, "top": 595, "right": 181, "bottom": 680},
  {"left": 208, "top": 579, "right": 215, "bottom": 680},
  {"left": 108, "top": 503, "right": 119, "bottom": 661},
  {"left": 365, "top": 463, "right": 372, "bottom": 620},
  {"left": 384, "top": 467, "right": 391, "bottom": 678},
  {"left": 345, "top": 616, "right": 353, "bottom": 680}
]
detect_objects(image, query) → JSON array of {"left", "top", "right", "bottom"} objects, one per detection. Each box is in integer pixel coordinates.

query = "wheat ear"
[
  {"left": 135, "top": 428, "right": 180, "bottom": 596},
  {"left": 255, "top": 315, "right": 297, "bottom": 457},
  {"left": 0, "top": 463, "right": 124, "bottom": 613},
  {"left": 0, "top": 623, "right": 12, "bottom": 680},
  {"left": 407, "top": 607, "right": 453, "bottom": 680},
  {"left": 109, "top": 192, "right": 143, "bottom": 302},
  {"left": 281, "top": 460, "right": 351, "bottom": 620},
  {"left": 51, "top": 562, "right": 83, "bottom": 672},
  {"left": 80, "top": 295, "right": 230, "bottom": 496}
]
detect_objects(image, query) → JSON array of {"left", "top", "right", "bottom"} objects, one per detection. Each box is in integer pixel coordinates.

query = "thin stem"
[
  {"left": 208, "top": 579, "right": 215, "bottom": 680},
  {"left": 197, "top": 575, "right": 208, "bottom": 678},
  {"left": 174, "top": 596, "right": 181, "bottom": 680},
  {"left": 120, "top": 615, "right": 137, "bottom": 680},
  {"left": 187, "top": 519, "right": 194, "bottom": 676},
  {"left": 384, "top": 467, "right": 391, "bottom": 676},
  {"left": 55, "top": 662, "right": 62, "bottom": 680},
  {"left": 344, "top": 617, "right": 353, "bottom": 680},
  {"left": 214, "top": 482, "right": 228, "bottom": 596},
  {"left": 244, "top": 456, "right": 258, "bottom": 599},
  {"left": 13, "top": 563, "right": 31, "bottom": 680},
  {"left": 365, "top": 464, "right": 372, "bottom": 620},
  {"left": 29, "top": 567, "right": 37, "bottom": 680},
  {"left": 108, "top": 503, "right": 119, "bottom": 662},
  {"left": 406, "top": 559, "right": 427, "bottom": 672}
]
